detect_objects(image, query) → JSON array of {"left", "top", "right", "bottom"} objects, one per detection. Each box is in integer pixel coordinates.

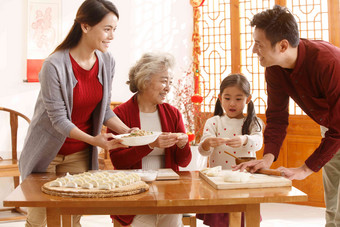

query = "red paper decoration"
[
  {"left": 191, "top": 94, "right": 203, "bottom": 104},
  {"left": 187, "top": 132, "right": 195, "bottom": 142},
  {"left": 190, "top": 0, "right": 205, "bottom": 7}
]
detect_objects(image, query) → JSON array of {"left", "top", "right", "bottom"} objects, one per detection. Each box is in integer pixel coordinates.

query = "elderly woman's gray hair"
[{"left": 127, "top": 52, "right": 175, "bottom": 93}]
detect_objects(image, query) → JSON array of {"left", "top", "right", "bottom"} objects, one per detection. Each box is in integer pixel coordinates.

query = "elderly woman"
[{"left": 108, "top": 52, "right": 192, "bottom": 227}]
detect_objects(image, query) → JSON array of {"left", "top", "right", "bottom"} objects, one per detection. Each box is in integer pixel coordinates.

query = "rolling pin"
[{"left": 254, "top": 168, "right": 284, "bottom": 176}]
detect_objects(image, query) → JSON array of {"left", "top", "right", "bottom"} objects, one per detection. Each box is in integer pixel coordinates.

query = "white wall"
[
  {"left": 0, "top": 0, "right": 192, "bottom": 205},
  {"left": 111, "top": 0, "right": 193, "bottom": 101}
]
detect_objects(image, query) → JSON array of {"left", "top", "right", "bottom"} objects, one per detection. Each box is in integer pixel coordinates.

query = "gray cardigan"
[{"left": 19, "top": 49, "right": 116, "bottom": 180}]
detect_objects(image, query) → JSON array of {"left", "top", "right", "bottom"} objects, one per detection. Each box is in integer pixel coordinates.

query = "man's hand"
[
  {"left": 232, "top": 153, "right": 275, "bottom": 173},
  {"left": 233, "top": 153, "right": 314, "bottom": 180},
  {"left": 277, "top": 164, "right": 313, "bottom": 180}
]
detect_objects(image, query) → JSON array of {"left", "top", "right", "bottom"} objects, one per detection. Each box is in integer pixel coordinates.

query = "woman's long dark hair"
[
  {"left": 214, "top": 74, "right": 262, "bottom": 135},
  {"left": 53, "top": 0, "right": 119, "bottom": 53}
]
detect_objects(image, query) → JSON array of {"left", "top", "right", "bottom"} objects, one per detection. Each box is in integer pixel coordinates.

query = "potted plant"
[{"left": 167, "top": 67, "right": 197, "bottom": 145}]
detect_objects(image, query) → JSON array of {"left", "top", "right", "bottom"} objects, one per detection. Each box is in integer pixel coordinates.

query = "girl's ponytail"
[
  {"left": 214, "top": 98, "right": 224, "bottom": 116},
  {"left": 242, "top": 100, "right": 262, "bottom": 135}
]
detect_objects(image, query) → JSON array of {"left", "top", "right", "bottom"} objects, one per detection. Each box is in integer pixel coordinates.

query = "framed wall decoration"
[{"left": 26, "top": 0, "right": 61, "bottom": 82}]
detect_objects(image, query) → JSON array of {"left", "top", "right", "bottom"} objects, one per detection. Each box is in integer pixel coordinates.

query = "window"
[{"left": 195, "top": 0, "right": 338, "bottom": 115}]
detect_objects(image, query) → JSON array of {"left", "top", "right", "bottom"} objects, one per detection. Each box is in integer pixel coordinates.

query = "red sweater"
[
  {"left": 58, "top": 54, "right": 102, "bottom": 155},
  {"left": 108, "top": 95, "right": 192, "bottom": 226},
  {"left": 264, "top": 39, "right": 340, "bottom": 172}
]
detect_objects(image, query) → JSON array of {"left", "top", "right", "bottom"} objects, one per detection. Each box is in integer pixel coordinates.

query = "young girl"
[{"left": 196, "top": 74, "right": 263, "bottom": 227}]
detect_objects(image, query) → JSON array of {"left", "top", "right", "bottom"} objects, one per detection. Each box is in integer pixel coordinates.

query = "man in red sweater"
[{"left": 234, "top": 5, "right": 340, "bottom": 226}]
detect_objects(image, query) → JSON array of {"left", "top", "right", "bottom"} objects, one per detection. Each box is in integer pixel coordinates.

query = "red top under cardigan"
[
  {"left": 108, "top": 95, "right": 192, "bottom": 226},
  {"left": 59, "top": 54, "right": 102, "bottom": 155}
]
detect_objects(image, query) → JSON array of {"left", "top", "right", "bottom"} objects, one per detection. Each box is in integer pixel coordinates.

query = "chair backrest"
[{"left": 0, "top": 107, "right": 30, "bottom": 160}]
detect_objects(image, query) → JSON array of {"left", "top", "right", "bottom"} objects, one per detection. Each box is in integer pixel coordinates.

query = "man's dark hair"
[{"left": 250, "top": 5, "right": 299, "bottom": 47}]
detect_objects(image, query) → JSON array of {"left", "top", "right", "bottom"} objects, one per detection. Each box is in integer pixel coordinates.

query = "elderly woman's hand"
[
  {"left": 148, "top": 132, "right": 179, "bottom": 149},
  {"left": 175, "top": 133, "right": 188, "bottom": 149}
]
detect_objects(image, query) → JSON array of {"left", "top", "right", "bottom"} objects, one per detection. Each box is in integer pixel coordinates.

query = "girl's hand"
[
  {"left": 175, "top": 133, "right": 188, "bottom": 149},
  {"left": 92, "top": 133, "right": 128, "bottom": 150},
  {"left": 202, "top": 137, "right": 228, "bottom": 151},
  {"left": 148, "top": 132, "right": 179, "bottom": 149},
  {"left": 225, "top": 135, "right": 248, "bottom": 148}
]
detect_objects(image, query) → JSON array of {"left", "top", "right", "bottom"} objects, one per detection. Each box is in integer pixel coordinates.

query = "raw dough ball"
[{"left": 223, "top": 170, "right": 251, "bottom": 182}]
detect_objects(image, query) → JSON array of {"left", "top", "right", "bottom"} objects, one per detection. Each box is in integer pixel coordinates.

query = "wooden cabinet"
[{"left": 285, "top": 135, "right": 324, "bottom": 206}]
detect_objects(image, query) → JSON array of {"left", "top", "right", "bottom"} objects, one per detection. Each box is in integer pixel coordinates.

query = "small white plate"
[
  {"left": 132, "top": 170, "right": 158, "bottom": 182},
  {"left": 114, "top": 131, "right": 162, "bottom": 146}
]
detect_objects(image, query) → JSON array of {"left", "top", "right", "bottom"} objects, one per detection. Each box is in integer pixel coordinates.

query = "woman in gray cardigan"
[{"left": 19, "top": 1, "right": 131, "bottom": 226}]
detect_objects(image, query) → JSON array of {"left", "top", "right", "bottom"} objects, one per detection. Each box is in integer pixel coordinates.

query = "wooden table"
[{"left": 3, "top": 171, "right": 307, "bottom": 227}]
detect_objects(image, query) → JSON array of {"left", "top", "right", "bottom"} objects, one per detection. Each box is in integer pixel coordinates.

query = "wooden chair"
[
  {"left": 0, "top": 107, "right": 30, "bottom": 221},
  {"left": 113, "top": 215, "right": 196, "bottom": 227},
  {"left": 99, "top": 102, "right": 122, "bottom": 170},
  {"left": 182, "top": 214, "right": 197, "bottom": 227}
]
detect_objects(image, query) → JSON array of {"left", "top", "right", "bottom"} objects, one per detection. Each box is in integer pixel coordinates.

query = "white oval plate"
[
  {"left": 114, "top": 131, "right": 162, "bottom": 146},
  {"left": 137, "top": 170, "right": 158, "bottom": 182}
]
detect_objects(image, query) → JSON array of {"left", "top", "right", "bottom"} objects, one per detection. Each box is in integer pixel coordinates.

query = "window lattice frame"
[{"left": 193, "top": 0, "right": 340, "bottom": 115}]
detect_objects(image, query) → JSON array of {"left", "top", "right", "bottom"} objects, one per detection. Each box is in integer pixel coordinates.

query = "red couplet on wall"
[{"left": 27, "top": 59, "right": 44, "bottom": 82}]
